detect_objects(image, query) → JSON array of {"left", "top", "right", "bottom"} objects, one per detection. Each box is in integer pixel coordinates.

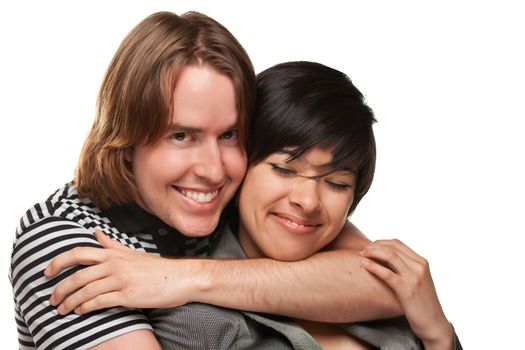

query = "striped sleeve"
[{"left": 10, "top": 216, "right": 152, "bottom": 350}]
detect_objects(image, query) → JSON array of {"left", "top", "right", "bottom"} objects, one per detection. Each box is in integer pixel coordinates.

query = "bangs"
[{"left": 249, "top": 91, "right": 375, "bottom": 175}]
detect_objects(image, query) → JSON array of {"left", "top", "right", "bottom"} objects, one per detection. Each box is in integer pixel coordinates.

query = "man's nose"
[{"left": 193, "top": 141, "right": 226, "bottom": 184}]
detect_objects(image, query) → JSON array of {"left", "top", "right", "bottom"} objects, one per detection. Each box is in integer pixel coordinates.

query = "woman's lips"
[{"left": 271, "top": 212, "right": 321, "bottom": 234}]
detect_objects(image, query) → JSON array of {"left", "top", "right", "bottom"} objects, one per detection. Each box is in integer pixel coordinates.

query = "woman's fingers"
[
  {"left": 43, "top": 232, "right": 187, "bottom": 315},
  {"left": 74, "top": 291, "right": 124, "bottom": 315},
  {"left": 361, "top": 239, "right": 430, "bottom": 288},
  {"left": 57, "top": 276, "right": 120, "bottom": 315},
  {"left": 45, "top": 246, "right": 109, "bottom": 278},
  {"left": 361, "top": 242, "right": 412, "bottom": 277},
  {"left": 45, "top": 232, "right": 129, "bottom": 278},
  {"left": 370, "top": 239, "right": 426, "bottom": 265},
  {"left": 360, "top": 257, "right": 401, "bottom": 289},
  {"left": 361, "top": 238, "right": 453, "bottom": 347},
  {"left": 360, "top": 239, "right": 432, "bottom": 301},
  {"left": 49, "top": 262, "right": 109, "bottom": 307},
  {"left": 95, "top": 230, "right": 130, "bottom": 251}
]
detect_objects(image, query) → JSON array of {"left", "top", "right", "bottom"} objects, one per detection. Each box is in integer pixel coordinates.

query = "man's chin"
[{"left": 177, "top": 218, "right": 221, "bottom": 238}]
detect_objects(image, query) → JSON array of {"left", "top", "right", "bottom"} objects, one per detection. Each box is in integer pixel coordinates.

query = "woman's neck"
[{"left": 236, "top": 221, "right": 263, "bottom": 259}]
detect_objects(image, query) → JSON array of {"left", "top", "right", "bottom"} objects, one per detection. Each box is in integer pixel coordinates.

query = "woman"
[{"left": 229, "top": 61, "right": 460, "bottom": 349}]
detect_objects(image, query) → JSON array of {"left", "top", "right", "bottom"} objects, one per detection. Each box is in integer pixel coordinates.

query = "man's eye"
[
  {"left": 326, "top": 181, "right": 351, "bottom": 191},
  {"left": 270, "top": 163, "right": 296, "bottom": 176},
  {"left": 221, "top": 129, "right": 238, "bottom": 140},
  {"left": 171, "top": 132, "right": 187, "bottom": 141}
]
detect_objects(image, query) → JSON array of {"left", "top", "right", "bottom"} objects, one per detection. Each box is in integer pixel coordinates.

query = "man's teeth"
[{"left": 180, "top": 189, "right": 218, "bottom": 203}]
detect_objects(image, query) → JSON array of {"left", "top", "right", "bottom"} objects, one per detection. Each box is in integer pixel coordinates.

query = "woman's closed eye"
[
  {"left": 269, "top": 163, "right": 297, "bottom": 176},
  {"left": 325, "top": 180, "right": 352, "bottom": 191}
]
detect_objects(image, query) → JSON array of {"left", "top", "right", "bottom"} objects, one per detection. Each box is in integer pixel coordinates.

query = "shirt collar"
[
  {"left": 103, "top": 203, "right": 166, "bottom": 234},
  {"left": 102, "top": 202, "right": 230, "bottom": 258}
]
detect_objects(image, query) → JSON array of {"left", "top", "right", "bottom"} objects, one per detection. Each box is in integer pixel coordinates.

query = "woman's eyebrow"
[
  {"left": 277, "top": 150, "right": 354, "bottom": 174},
  {"left": 332, "top": 169, "right": 356, "bottom": 176}
]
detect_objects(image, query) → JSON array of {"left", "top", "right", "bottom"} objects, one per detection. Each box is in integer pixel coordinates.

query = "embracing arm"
[
  {"left": 195, "top": 223, "right": 401, "bottom": 322},
  {"left": 47, "top": 222, "right": 401, "bottom": 323}
]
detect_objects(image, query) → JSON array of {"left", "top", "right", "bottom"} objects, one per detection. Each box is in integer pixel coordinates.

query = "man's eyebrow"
[
  {"left": 167, "top": 122, "right": 238, "bottom": 133},
  {"left": 167, "top": 123, "right": 201, "bottom": 133}
]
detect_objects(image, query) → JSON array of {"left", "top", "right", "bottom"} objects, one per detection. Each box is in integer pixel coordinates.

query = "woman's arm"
[
  {"left": 46, "top": 224, "right": 402, "bottom": 323},
  {"left": 360, "top": 239, "right": 454, "bottom": 350}
]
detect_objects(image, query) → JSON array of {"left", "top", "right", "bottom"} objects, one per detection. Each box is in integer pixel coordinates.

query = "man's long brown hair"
[{"left": 75, "top": 11, "right": 255, "bottom": 209}]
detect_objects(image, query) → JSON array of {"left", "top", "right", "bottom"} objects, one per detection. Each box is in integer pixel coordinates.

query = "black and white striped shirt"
[{"left": 10, "top": 182, "right": 217, "bottom": 350}]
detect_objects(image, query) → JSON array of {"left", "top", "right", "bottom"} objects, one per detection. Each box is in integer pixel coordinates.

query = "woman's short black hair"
[{"left": 248, "top": 61, "right": 376, "bottom": 215}]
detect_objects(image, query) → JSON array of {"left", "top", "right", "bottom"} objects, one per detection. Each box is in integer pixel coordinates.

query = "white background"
[{"left": 1, "top": 1, "right": 523, "bottom": 348}]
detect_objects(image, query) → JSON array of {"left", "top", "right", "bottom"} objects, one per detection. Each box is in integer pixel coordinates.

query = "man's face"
[
  {"left": 130, "top": 64, "right": 247, "bottom": 237},
  {"left": 238, "top": 147, "right": 356, "bottom": 261}
]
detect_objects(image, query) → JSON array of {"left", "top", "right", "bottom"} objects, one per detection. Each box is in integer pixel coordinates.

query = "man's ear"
[{"left": 124, "top": 147, "right": 132, "bottom": 162}]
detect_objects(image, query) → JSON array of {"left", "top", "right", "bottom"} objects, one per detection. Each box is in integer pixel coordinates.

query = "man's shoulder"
[
  {"left": 11, "top": 183, "right": 106, "bottom": 269},
  {"left": 15, "top": 182, "right": 116, "bottom": 238},
  {"left": 44, "top": 182, "right": 101, "bottom": 221}
]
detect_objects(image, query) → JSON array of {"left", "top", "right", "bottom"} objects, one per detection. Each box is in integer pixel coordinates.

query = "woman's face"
[{"left": 238, "top": 147, "right": 356, "bottom": 261}]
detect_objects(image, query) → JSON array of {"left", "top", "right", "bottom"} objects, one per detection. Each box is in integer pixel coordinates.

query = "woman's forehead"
[{"left": 276, "top": 146, "right": 356, "bottom": 174}]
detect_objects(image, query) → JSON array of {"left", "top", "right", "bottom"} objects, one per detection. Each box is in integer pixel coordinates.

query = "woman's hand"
[
  {"left": 45, "top": 231, "right": 198, "bottom": 315},
  {"left": 360, "top": 239, "right": 454, "bottom": 350}
]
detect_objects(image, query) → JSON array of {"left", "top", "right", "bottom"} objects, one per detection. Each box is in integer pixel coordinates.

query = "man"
[{"left": 11, "top": 12, "right": 400, "bottom": 350}]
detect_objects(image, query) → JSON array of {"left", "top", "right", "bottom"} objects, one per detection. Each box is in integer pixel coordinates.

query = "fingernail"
[
  {"left": 44, "top": 266, "right": 50, "bottom": 276},
  {"left": 49, "top": 295, "right": 56, "bottom": 306},
  {"left": 57, "top": 304, "right": 66, "bottom": 315},
  {"left": 361, "top": 258, "right": 369, "bottom": 267}
]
